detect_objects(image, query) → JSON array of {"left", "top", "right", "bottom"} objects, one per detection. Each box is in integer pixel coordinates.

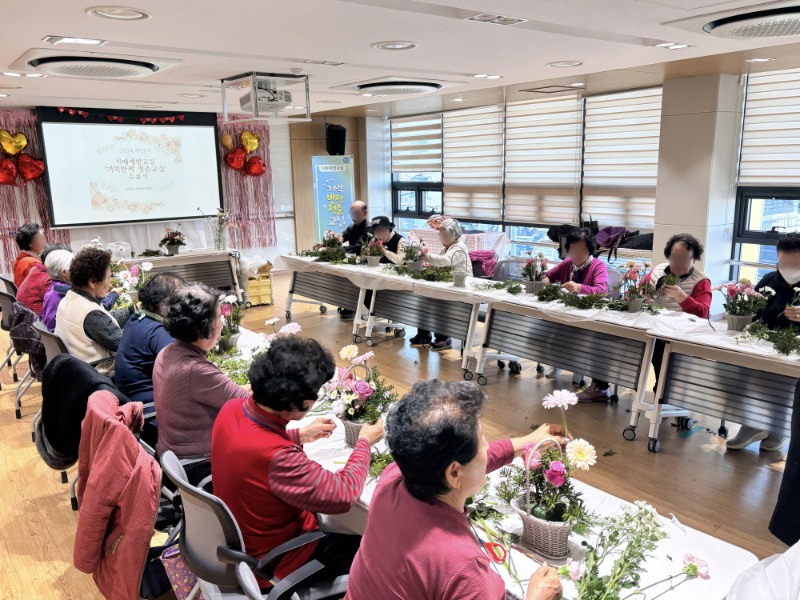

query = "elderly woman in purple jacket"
[{"left": 540, "top": 228, "right": 608, "bottom": 379}]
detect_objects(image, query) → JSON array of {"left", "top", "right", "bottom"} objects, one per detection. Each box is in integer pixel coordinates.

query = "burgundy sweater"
[{"left": 346, "top": 439, "right": 515, "bottom": 600}]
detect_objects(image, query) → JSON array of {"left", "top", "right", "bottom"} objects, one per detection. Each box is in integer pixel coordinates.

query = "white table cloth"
[{"left": 291, "top": 414, "right": 757, "bottom": 600}]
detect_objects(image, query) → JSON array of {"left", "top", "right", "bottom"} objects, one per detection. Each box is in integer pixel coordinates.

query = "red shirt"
[
  {"left": 345, "top": 439, "right": 515, "bottom": 600},
  {"left": 16, "top": 262, "right": 51, "bottom": 316},
  {"left": 12, "top": 252, "right": 41, "bottom": 288},
  {"left": 211, "top": 397, "right": 371, "bottom": 581},
  {"left": 642, "top": 271, "right": 712, "bottom": 318}
]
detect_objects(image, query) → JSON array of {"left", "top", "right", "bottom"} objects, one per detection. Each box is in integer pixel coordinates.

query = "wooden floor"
[{"left": 0, "top": 271, "right": 789, "bottom": 598}]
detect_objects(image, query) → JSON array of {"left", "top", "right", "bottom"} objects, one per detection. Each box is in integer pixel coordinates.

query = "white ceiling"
[{"left": 1, "top": 0, "right": 799, "bottom": 115}]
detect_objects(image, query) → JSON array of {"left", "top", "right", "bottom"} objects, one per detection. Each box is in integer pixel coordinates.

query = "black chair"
[
  {"left": 0, "top": 274, "right": 18, "bottom": 297},
  {"left": 160, "top": 451, "right": 349, "bottom": 600},
  {"left": 0, "top": 291, "right": 23, "bottom": 385},
  {"left": 8, "top": 302, "right": 46, "bottom": 419}
]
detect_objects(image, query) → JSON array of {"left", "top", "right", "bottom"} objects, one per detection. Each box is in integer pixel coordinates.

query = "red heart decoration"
[
  {"left": 178, "top": 115, "right": 185, "bottom": 121},
  {"left": 244, "top": 155, "right": 266, "bottom": 176},
  {"left": 57, "top": 107, "right": 65, "bottom": 113},
  {"left": 17, "top": 154, "right": 45, "bottom": 182},
  {"left": 0, "top": 158, "right": 16, "bottom": 185},
  {"left": 225, "top": 147, "right": 246, "bottom": 170}
]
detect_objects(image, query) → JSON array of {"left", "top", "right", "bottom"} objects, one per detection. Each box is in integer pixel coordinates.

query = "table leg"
[
  {"left": 461, "top": 303, "right": 482, "bottom": 372},
  {"left": 351, "top": 288, "right": 367, "bottom": 343}
]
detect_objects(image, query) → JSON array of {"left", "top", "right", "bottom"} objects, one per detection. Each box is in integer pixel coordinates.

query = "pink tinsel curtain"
[
  {"left": 0, "top": 109, "right": 70, "bottom": 274},
  {"left": 217, "top": 117, "right": 277, "bottom": 249}
]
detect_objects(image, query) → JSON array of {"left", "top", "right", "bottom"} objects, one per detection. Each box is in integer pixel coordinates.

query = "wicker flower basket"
[
  {"left": 627, "top": 297, "right": 645, "bottom": 313},
  {"left": 727, "top": 313, "right": 754, "bottom": 332},
  {"left": 511, "top": 496, "right": 573, "bottom": 560},
  {"left": 342, "top": 418, "right": 364, "bottom": 448},
  {"left": 366, "top": 256, "right": 382, "bottom": 267},
  {"left": 524, "top": 280, "right": 546, "bottom": 295},
  {"left": 406, "top": 261, "right": 421, "bottom": 273},
  {"left": 453, "top": 272, "right": 467, "bottom": 288},
  {"left": 166, "top": 244, "right": 180, "bottom": 256}
]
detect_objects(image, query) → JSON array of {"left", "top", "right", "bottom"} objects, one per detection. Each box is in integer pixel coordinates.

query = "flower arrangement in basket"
[
  {"left": 497, "top": 390, "right": 595, "bottom": 559},
  {"left": 404, "top": 243, "right": 426, "bottom": 272},
  {"left": 522, "top": 252, "right": 549, "bottom": 294},
  {"left": 618, "top": 261, "right": 654, "bottom": 313},
  {"left": 361, "top": 238, "right": 384, "bottom": 266},
  {"left": 220, "top": 294, "right": 244, "bottom": 348},
  {"left": 159, "top": 225, "right": 186, "bottom": 255},
  {"left": 300, "top": 230, "right": 347, "bottom": 262},
  {"left": 325, "top": 345, "right": 398, "bottom": 447},
  {"left": 714, "top": 279, "right": 774, "bottom": 331},
  {"left": 561, "top": 501, "right": 712, "bottom": 599},
  {"left": 111, "top": 260, "right": 153, "bottom": 308}
]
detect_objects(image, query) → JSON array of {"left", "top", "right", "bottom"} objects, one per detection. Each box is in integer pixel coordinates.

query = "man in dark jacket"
[{"left": 339, "top": 201, "right": 370, "bottom": 319}]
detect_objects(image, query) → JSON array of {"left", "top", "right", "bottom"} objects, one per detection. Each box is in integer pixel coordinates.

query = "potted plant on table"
[
  {"left": 715, "top": 279, "right": 774, "bottom": 331},
  {"left": 618, "top": 262, "right": 652, "bottom": 313},
  {"left": 325, "top": 345, "right": 398, "bottom": 448},
  {"left": 404, "top": 243, "right": 425, "bottom": 272},
  {"left": 159, "top": 225, "right": 186, "bottom": 255},
  {"left": 362, "top": 238, "right": 384, "bottom": 267},
  {"left": 219, "top": 294, "right": 244, "bottom": 349},
  {"left": 497, "top": 390, "right": 595, "bottom": 559},
  {"left": 522, "top": 252, "right": 549, "bottom": 294}
]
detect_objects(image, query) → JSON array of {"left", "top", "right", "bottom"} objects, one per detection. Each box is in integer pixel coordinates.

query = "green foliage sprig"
[
  {"left": 208, "top": 348, "right": 250, "bottom": 386},
  {"left": 385, "top": 264, "right": 454, "bottom": 282},
  {"left": 536, "top": 284, "right": 564, "bottom": 303},
  {"left": 561, "top": 292, "right": 607, "bottom": 310},
  {"left": 369, "top": 450, "right": 395, "bottom": 478},
  {"left": 739, "top": 323, "right": 800, "bottom": 356}
]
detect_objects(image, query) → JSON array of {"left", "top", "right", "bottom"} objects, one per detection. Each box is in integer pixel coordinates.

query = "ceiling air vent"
[
  {"left": 704, "top": 6, "right": 800, "bottom": 38},
  {"left": 520, "top": 86, "right": 579, "bottom": 94},
  {"left": 356, "top": 81, "right": 441, "bottom": 96},
  {"left": 28, "top": 56, "right": 159, "bottom": 78}
]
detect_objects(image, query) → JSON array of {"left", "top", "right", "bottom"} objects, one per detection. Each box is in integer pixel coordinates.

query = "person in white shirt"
[{"left": 409, "top": 218, "right": 470, "bottom": 350}]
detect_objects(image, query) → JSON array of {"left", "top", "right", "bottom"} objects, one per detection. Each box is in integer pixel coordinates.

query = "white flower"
[
  {"left": 278, "top": 322, "right": 302, "bottom": 336},
  {"left": 339, "top": 345, "right": 359, "bottom": 361},
  {"left": 222, "top": 294, "right": 238, "bottom": 304},
  {"left": 141, "top": 261, "right": 154, "bottom": 272},
  {"left": 264, "top": 317, "right": 280, "bottom": 327},
  {"left": 351, "top": 351, "right": 375, "bottom": 365},
  {"left": 566, "top": 439, "right": 597, "bottom": 471},
  {"left": 759, "top": 286, "right": 776, "bottom": 296},
  {"left": 795, "top": 287, "right": 800, "bottom": 293},
  {"left": 542, "top": 389, "right": 579, "bottom": 410},
  {"left": 332, "top": 400, "right": 346, "bottom": 418},
  {"left": 118, "top": 270, "right": 131, "bottom": 281}
]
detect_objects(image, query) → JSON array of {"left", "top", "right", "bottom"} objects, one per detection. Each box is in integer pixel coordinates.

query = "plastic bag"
[{"left": 240, "top": 254, "right": 269, "bottom": 279}]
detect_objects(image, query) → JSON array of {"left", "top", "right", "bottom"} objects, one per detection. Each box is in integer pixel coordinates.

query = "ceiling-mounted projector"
[{"left": 239, "top": 80, "right": 293, "bottom": 112}]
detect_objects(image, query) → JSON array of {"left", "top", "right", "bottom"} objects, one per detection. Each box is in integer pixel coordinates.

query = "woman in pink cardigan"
[
  {"left": 345, "top": 380, "right": 566, "bottom": 600},
  {"left": 541, "top": 228, "right": 608, "bottom": 379}
]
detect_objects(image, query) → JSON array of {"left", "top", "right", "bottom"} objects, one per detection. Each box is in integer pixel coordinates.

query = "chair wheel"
[
  {"left": 394, "top": 329, "right": 406, "bottom": 338},
  {"left": 31, "top": 432, "right": 36, "bottom": 443},
  {"left": 13, "top": 372, "right": 18, "bottom": 382},
  {"left": 366, "top": 338, "right": 375, "bottom": 347},
  {"left": 497, "top": 360, "right": 506, "bottom": 369},
  {"left": 685, "top": 418, "right": 695, "bottom": 430},
  {"left": 623, "top": 426, "right": 636, "bottom": 441},
  {"left": 536, "top": 364, "right": 545, "bottom": 374},
  {"left": 509, "top": 361, "right": 522, "bottom": 375},
  {"left": 15, "top": 408, "right": 21, "bottom": 419},
  {"left": 477, "top": 375, "right": 488, "bottom": 386},
  {"left": 718, "top": 426, "right": 728, "bottom": 438},
  {"left": 61, "top": 471, "right": 69, "bottom": 484},
  {"left": 245, "top": 302, "right": 252, "bottom": 308},
  {"left": 71, "top": 497, "right": 79, "bottom": 511},
  {"left": 353, "top": 335, "right": 362, "bottom": 344},
  {"left": 463, "top": 370, "right": 474, "bottom": 381},
  {"left": 576, "top": 378, "right": 586, "bottom": 388},
  {"left": 319, "top": 305, "right": 327, "bottom": 314},
  {"left": 285, "top": 311, "right": 292, "bottom": 321},
  {"left": 648, "top": 438, "right": 661, "bottom": 453},
  {"left": 609, "top": 394, "right": 619, "bottom": 404}
]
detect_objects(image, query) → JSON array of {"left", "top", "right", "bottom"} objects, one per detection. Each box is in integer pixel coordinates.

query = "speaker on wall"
[{"left": 326, "top": 123, "right": 346, "bottom": 156}]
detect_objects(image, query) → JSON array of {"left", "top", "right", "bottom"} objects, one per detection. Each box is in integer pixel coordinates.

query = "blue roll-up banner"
[{"left": 311, "top": 155, "right": 356, "bottom": 241}]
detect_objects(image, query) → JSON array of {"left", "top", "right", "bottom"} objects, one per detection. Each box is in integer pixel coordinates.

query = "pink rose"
[
  {"left": 522, "top": 443, "right": 542, "bottom": 470},
  {"left": 544, "top": 460, "right": 567, "bottom": 488},
  {"left": 128, "top": 276, "right": 139, "bottom": 287},
  {"left": 727, "top": 283, "right": 739, "bottom": 297},
  {"left": 221, "top": 303, "right": 232, "bottom": 317},
  {"left": 353, "top": 379, "right": 373, "bottom": 401},
  {"left": 744, "top": 287, "right": 756, "bottom": 296},
  {"left": 341, "top": 378, "right": 355, "bottom": 392},
  {"left": 129, "top": 265, "right": 140, "bottom": 277},
  {"left": 626, "top": 270, "right": 639, "bottom": 281}
]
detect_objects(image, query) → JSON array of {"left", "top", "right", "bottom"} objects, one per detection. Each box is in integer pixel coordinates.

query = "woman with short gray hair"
[
  {"left": 410, "top": 218, "right": 471, "bottom": 349},
  {"left": 41, "top": 249, "right": 73, "bottom": 331},
  {"left": 346, "top": 379, "right": 567, "bottom": 600}
]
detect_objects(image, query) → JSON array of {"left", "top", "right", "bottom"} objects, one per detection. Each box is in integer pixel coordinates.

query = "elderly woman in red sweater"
[
  {"left": 16, "top": 243, "right": 70, "bottom": 315},
  {"left": 345, "top": 380, "right": 566, "bottom": 600},
  {"left": 578, "top": 232, "right": 712, "bottom": 402}
]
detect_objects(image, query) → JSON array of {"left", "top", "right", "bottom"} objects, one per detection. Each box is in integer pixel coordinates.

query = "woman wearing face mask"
[{"left": 725, "top": 232, "right": 800, "bottom": 453}]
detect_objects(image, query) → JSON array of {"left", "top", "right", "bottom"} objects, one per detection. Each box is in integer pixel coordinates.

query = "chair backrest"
[
  {"left": 160, "top": 450, "right": 245, "bottom": 588},
  {"left": 33, "top": 321, "right": 69, "bottom": 365},
  {"left": 0, "top": 291, "right": 15, "bottom": 331},
  {"left": 0, "top": 275, "right": 18, "bottom": 298},
  {"left": 491, "top": 258, "right": 527, "bottom": 282}
]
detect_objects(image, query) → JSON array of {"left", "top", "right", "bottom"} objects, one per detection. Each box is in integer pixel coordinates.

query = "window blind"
[
  {"left": 504, "top": 96, "right": 582, "bottom": 225},
  {"left": 390, "top": 115, "right": 442, "bottom": 173},
  {"left": 582, "top": 87, "right": 662, "bottom": 230},
  {"left": 443, "top": 105, "right": 505, "bottom": 221},
  {"left": 739, "top": 68, "right": 800, "bottom": 186}
]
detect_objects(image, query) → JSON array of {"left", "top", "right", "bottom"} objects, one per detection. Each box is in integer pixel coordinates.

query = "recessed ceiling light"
[
  {"left": 136, "top": 104, "right": 162, "bottom": 108},
  {"left": 485, "top": 75, "right": 502, "bottom": 80},
  {"left": 451, "top": 97, "right": 465, "bottom": 102},
  {"left": 179, "top": 93, "right": 205, "bottom": 98},
  {"left": 25, "top": 73, "right": 45, "bottom": 78},
  {"left": 473, "top": 74, "right": 489, "bottom": 79},
  {"left": 0, "top": 94, "right": 8, "bottom": 98},
  {"left": 293, "top": 106, "right": 305, "bottom": 110},
  {"left": 569, "top": 82, "right": 586, "bottom": 87},
  {"left": 371, "top": 41, "right": 417, "bottom": 51},
  {"left": 547, "top": 61, "right": 583, "bottom": 68},
  {"left": 361, "top": 93, "right": 373, "bottom": 97},
  {"left": 318, "top": 100, "right": 342, "bottom": 104},
  {"left": 86, "top": 5, "right": 151, "bottom": 20},
  {"left": 366, "top": 109, "right": 379, "bottom": 112},
  {"left": 654, "top": 42, "right": 691, "bottom": 50},
  {"left": 746, "top": 57, "right": 776, "bottom": 63},
  {"left": 43, "top": 35, "right": 107, "bottom": 46},
  {"left": 3, "top": 72, "right": 21, "bottom": 77}
]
